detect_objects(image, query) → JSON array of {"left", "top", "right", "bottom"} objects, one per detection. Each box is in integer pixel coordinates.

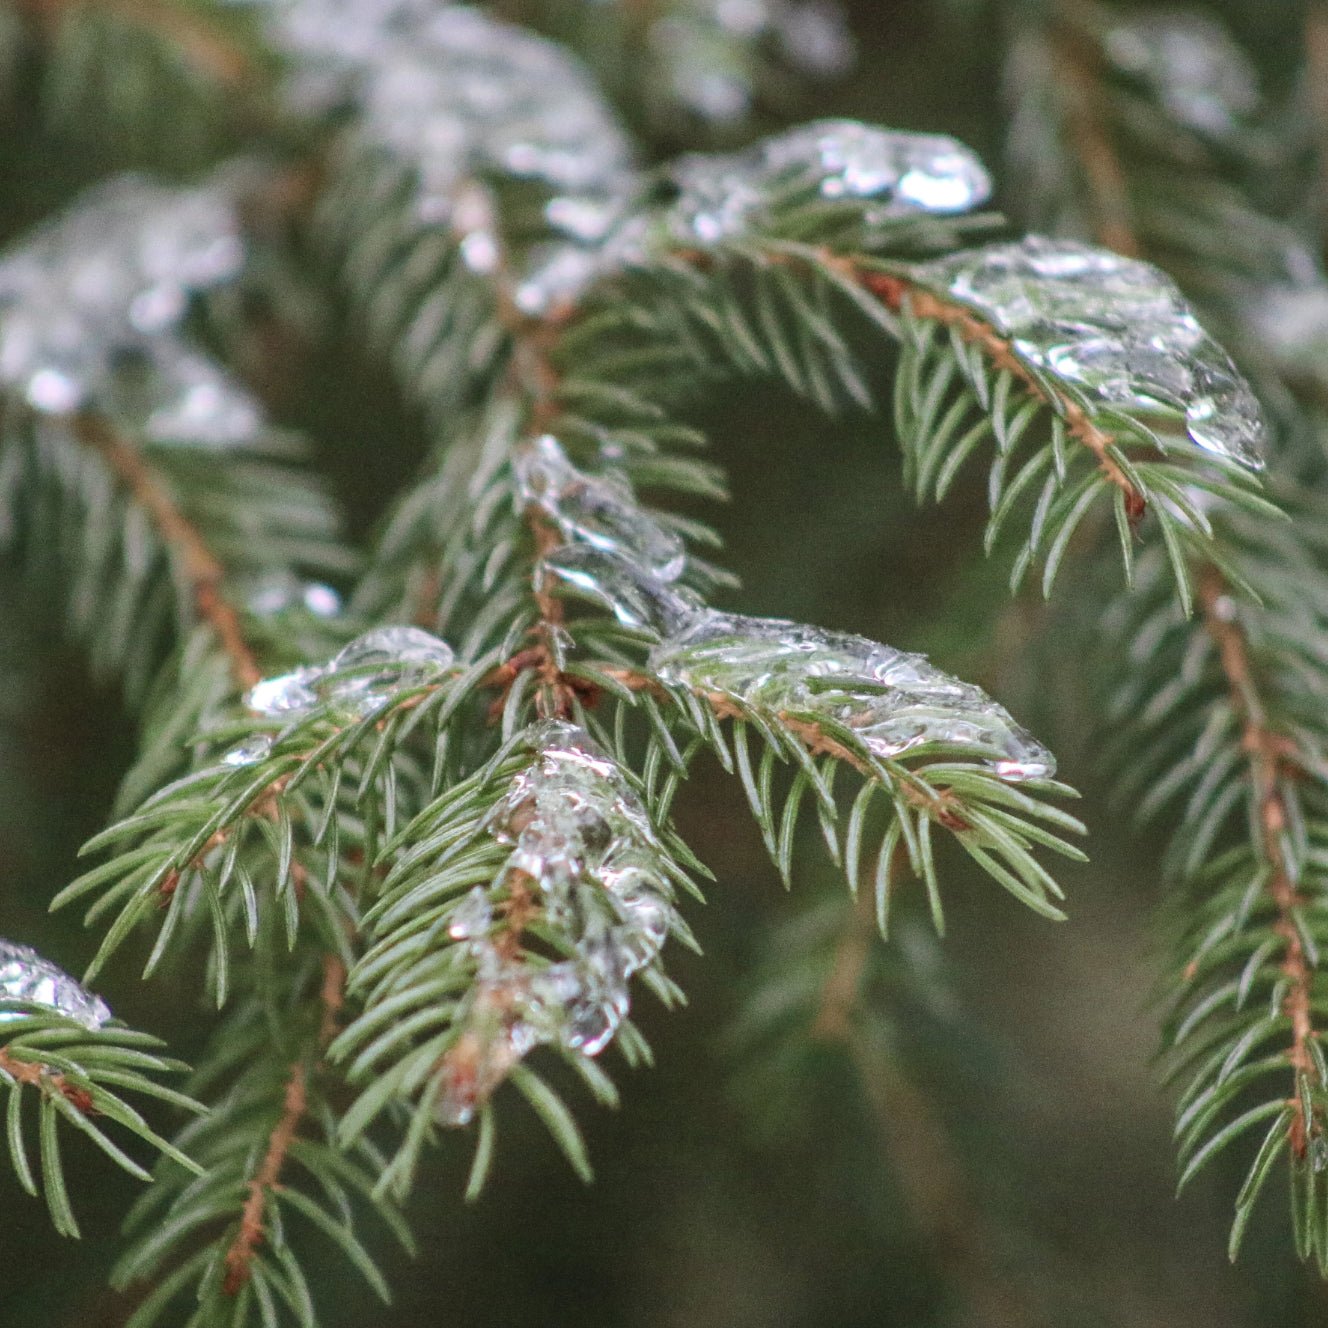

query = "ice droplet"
[
  {"left": 517, "top": 435, "right": 686, "bottom": 582},
  {"left": 913, "top": 236, "right": 1265, "bottom": 468},
  {"left": 245, "top": 668, "right": 322, "bottom": 718},
  {"left": 668, "top": 120, "right": 990, "bottom": 244},
  {"left": 650, "top": 612, "right": 1055, "bottom": 780},
  {"left": 0, "top": 939, "right": 111, "bottom": 1030},
  {"left": 448, "top": 887, "right": 494, "bottom": 941},
  {"left": 331, "top": 625, "right": 455, "bottom": 675},
  {"left": 541, "top": 544, "right": 702, "bottom": 636},
  {"left": 1104, "top": 12, "right": 1259, "bottom": 141},
  {"left": 221, "top": 734, "right": 274, "bottom": 767}
]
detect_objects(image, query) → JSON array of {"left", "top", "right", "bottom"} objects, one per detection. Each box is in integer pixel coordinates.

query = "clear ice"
[
  {"left": 1104, "top": 12, "right": 1259, "bottom": 141},
  {"left": 542, "top": 545, "right": 1051, "bottom": 780},
  {"left": 912, "top": 236, "right": 1266, "bottom": 467},
  {"left": 266, "top": 0, "right": 634, "bottom": 315},
  {"left": 541, "top": 544, "right": 702, "bottom": 636},
  {"left": 437, "top": 721, "right": 680, "bottom": 1123},
  {"left": 650, "top": 613, "right": 1054, "bottom": 779},
  {"left": 244, "top": 625, "right": 456, "bottom": 719},
  {"left": 516, "top": 435, "right": 686, "bottom": 583},
  {"left": 0, "top": 939, "right": 111, "bottom": 1030},
  {"left": 0, "top": 175, "right": 264, "bottom": 448},
  {"left": 667, "top": 120, "right": 990, "bottom": 245}
]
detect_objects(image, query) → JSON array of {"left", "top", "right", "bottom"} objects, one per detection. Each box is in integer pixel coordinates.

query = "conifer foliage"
[{"left": 2, "top": 0, "right": 1328, "bottom": 1322}]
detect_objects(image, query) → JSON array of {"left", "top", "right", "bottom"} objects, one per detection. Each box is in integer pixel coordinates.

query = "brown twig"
[
  {"left": 222, "top": 954, "right": 346, "bottom": 1295},
  {"left": 0, "top": 1046, "right": 97, "bottom": 1114},
  {"left": 595, "top": 664, "right": 971, "bottom": 829},
  {"left": 1197, "top": 570, "right": 1321, "bottom": 1145},
  {"left": 222, "top": 1060, "right": 307, "bottom": 1295},
  {"left": 71, "top": 414, "right": 262, "bottom": 690}
]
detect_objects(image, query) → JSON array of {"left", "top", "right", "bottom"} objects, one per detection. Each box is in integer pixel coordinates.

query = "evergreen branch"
[
  {"left": 1013, "top": 4, "right": 1328, "bottom": 1266},
  {"left": 72, "top": 413, "right": 262, "bottom": 690},
  {"left": 113, "top": 953, "right": 411, "bottom": 1328},
  {"left": 222, "top": 954, "right": 343, "bottom": 1296},
  {"left": 0, "top": 1013, "right": 202, "bottom": 1238},
  {"left": 335, "top": 721, "right": 698, "bottom": 1194}
]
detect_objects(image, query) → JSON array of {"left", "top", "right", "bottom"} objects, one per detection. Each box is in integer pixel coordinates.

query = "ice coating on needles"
[
  {"left": 437, "top": 721, "right": 683, "bottom": 1125},
  {"left": 516, "top": 435, "right": 686, "bottom": 583},
  {"left": 668, "top": 120, "right": 991, "bottom": 244},
  {"left": 911, "top": 236, "right": 1266, "bottom": 468},
  {"left": 244, "top": 625, "right": 456, "bottom": 720},
  {"left": 0, "top": 174, "right": 263, "bottom": 447},
  {"left": 0, "top": 939, "right": 111, "bottom": 1030},
  {"left": 652, "top": 616, "right": 1055, "bottom": 781},
  {"left": 542, "top": 545, "right": 1053, "bottom": 781}
]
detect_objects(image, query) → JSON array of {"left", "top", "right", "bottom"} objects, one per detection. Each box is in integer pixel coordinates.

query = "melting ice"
[
  {"left": 437, "top": 721, "right": 680, "bottom": 1124},
  {"left": 516, "top": 435, "right": 685, "bottom": 582},
  {"left": 668, "top": 120, "right": 990, "bottom": 244},
  {"left": 650, "top": 613, "right": 1055, "bottom": 779},
  {"left": 244, "top": 625, "right": 456, "bottom": 719},
  {"left": 912, "top": 236, "right": 1266, "bottom": 467},
  {"left": 0, "top": 175, "right": 263, "bottom": 447},
  {"left": 0, "top": 939, "right": 111, "bottom": 1030}
]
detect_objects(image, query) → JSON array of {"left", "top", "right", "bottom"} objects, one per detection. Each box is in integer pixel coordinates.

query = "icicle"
[
  {"left": 516, "top": 435, "right": 686, "bottom": 582},
  {"left": 649, "top": 611, "right": 1055, "bottom": 780},
  {"left": 0, "top": 940, "right": 111, "bottom": 1030},
  {"left": 1104, "top": 12, "right": 1259, "bottom": 141},
  {"left": 668, "top": 120, "right": 991, "bottom": 244},
  {"left": 912, "top": 236, "right": 1266, "bottom": 467}
]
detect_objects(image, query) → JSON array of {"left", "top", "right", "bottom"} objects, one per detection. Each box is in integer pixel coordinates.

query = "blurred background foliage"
[{"left": 2, "top": 0, "right": 1326, "bottom": 1324}]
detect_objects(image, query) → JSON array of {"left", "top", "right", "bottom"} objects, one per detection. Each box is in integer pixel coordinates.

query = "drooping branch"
[{"left": 72, "top": 413, "right": 262, "bottom": 690}]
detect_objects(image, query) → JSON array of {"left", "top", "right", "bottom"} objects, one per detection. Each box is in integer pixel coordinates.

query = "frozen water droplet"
[
  {"left": 1105, "top": 13, "right": 1258, "bottom": 141},
  {"left": 650, "top": 612, "right": 1055, "bottom": 780},
  {"left": 0, "top": 940, "right": 111, "bottom": 1030},
  {"left": 517, "top": 436, "right": 686, "bottom": 582},
  {"left": 332, "top": 625, "right": 455, "bottom": 674},
  {"left": 448, "top": 887, "right": 493, "bottom": 941},
  {"left": 914, "top": 237, "right": 1266, "bottom": 468},
  {"left": 221, "top": 734, "right": 273, "bottom": 767},
  {"left": 542, "top": 545, "right": 702, "bottom": 636},
  {"left": 1312, "top": 1134, "right": 1328, "bottom": 1174},
  {"left": 246, "top": 667, "right": 322, "bottom": 718},
  {"left": 668, "top": 121, "right": 989, "bottom": 244}
]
